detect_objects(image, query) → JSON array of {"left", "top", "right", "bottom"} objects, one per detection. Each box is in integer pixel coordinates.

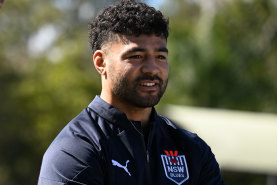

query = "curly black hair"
[{"left": 88, "top": 0, "right": 169, "bottom": 54}]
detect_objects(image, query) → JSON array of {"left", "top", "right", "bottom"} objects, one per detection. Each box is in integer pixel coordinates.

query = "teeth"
[{"left": 141, "top": 83, "right": 155, "bottom": 86}]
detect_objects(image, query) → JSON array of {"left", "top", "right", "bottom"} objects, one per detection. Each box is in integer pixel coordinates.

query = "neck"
[
  {"left": 100, "top": 93, "right": 152, "bottom": 126},
  {"left": 124, "top": 107, "right": 152, "bottom": 126}
]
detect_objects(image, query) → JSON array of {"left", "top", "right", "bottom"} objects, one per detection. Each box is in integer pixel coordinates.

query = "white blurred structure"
[{"left": 162, "top": 105, "right": 277, "bottom": 185}]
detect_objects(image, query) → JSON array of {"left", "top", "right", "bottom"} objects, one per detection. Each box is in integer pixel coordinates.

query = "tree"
[{"left": 161, "top": 0, "right": 277, "bottom": 113}]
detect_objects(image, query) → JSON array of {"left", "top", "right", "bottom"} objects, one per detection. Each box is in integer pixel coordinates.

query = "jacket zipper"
[
  {"left": 146, "top": 123, "right": 154, "bottom": 163},
  {"left": 129, "top": 120, "right": 151, "bottom": 163},
  {"left": 146, "top": 150, "right": 150, "bottom": 163}
]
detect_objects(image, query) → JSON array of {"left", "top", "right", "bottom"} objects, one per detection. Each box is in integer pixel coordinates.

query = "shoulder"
[
  {"left": 157, "top": 115, "right": 225, "bottom": 184},
  {"left": 39, "top": 108, "right": 105, "bottom": 183},
  {"left": 157, "top": 114, "right": 192, "bottom": 135},
  {"left": 157, "top": 114, "right": 205, "bottom": 146},
  {"left": 45, "top": 108, "right": 104, "bottom": 160}
]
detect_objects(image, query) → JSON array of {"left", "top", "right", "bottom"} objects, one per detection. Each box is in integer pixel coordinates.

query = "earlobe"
[{"left": 93, "top": 50, "right": 106, "bottom": 76}]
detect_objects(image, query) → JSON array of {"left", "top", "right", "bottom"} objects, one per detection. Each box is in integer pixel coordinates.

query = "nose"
[{"left": 141, "top": 56, "right": 159, "bottom": 75}]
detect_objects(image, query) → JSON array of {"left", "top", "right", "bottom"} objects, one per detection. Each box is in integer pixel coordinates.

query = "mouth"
[
  {"left": 138, "top": 81, "right": 160, "bottom": 92},
  {"left": 140, "top": 82, "right": 156, "bottom": 87}
]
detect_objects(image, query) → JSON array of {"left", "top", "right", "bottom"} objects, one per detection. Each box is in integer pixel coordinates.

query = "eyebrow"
[
  {"left": 125, "top": 47, "right": 146, "bottom": 53},
  {"left": 157, "top": 47, "right": 168, "bottom": 53},
  {"left": 125, "top": 47, "right": 168, "bottom": 54}
]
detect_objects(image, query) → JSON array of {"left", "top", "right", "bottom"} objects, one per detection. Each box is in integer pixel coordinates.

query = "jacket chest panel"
[
  {"left": 103, "top": 131, "right": 146, "bottom": 185},
  {"left": 101, "top": 129, "right": 194, "bottom": 185}
]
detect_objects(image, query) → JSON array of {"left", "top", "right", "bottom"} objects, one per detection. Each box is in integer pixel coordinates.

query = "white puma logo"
[{"left": 112, "top": 159, "right": 131, "bottom": 176}]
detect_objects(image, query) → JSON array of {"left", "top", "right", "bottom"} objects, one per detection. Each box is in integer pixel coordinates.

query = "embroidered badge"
[
  {"left": 112, "top": 159, "right": 131, "bottom": 176},
  {"left": 161, "top": 150, "right": 189, "bottom": 185}
]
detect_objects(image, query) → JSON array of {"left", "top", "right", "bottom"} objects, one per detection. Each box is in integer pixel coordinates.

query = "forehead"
[{"left": 104, "top": 34, "right": 167, "bottom": 53}]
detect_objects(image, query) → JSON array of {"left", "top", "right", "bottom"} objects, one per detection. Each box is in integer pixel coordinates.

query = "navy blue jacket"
[{"left": 38, "top": 96, "right": 225, "bottom": 185}]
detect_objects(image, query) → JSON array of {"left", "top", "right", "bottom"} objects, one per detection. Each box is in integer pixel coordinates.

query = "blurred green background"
[{"left": 0, "top": 0, "right": 276, "bottom": 184}]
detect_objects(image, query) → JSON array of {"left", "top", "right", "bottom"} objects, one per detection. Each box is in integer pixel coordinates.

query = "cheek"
[
  {"left": 106, "top": 60, "right": 120, "bottom": 75},
  {"left": 122, "top": 64, "right": 138, "bottom": 77},
  {"left": 161, "top": 63, "right": 169, "bottom": 77},
  {"left": 107, "top": 63, "right": 130, "bottom": 82}
]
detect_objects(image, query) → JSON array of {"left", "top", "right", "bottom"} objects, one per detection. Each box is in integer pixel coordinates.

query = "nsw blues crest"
[{"left": 161, "top": 150, "right": 189, "bottom": 185}]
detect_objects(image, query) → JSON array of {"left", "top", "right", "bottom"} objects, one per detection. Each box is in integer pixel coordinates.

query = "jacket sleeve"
[
  {"left": 38, "top": 129, "right": 105, "bottom": 185},
  {"left": 198, "top": 138, "right": 225, "bottom": 185}
]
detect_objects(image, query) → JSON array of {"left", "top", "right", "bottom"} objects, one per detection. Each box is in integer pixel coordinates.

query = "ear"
[{"left": 93, "top": 50, "right": 106, "bottom": 76}]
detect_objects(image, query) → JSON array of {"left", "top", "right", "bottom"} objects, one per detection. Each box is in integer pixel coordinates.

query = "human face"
[{"left": 104, "top": 34, "right": 168, "bottom": 108}]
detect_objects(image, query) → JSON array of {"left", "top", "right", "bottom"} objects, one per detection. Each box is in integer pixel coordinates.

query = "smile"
[{"left": 140, "top": 82, "right": 156, "bottom": 87}]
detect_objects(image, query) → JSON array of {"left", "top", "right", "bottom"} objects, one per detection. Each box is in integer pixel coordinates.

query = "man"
[{"left": 38, "top": 0, "right": 225, "bottom": 184}]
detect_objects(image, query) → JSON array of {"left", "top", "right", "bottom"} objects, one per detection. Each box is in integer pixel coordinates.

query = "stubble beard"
[{"left": 111, "top": 74, "right": 168, "bottom": 108}]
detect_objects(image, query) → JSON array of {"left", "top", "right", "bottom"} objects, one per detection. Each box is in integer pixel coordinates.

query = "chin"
[{"left": 132, "top": 96, "right": 161, "bottom": 108}]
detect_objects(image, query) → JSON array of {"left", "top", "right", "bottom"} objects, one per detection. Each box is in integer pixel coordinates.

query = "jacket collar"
[
  {"left": 88, "top": 95, "right": 129, "bottom": 130},
  {"left": 88, "top": 95, "right": 159, "bottom": 131},
  {"left": 88, "top": 96, "right": 159, "bottom": 160}
]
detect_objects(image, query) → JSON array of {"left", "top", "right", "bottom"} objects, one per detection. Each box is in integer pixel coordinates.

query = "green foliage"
[
  {"left": 0, "top": 0, "right": 100, "bottom": 184},
  {"left": 162, "top": 0, "right": 277, "bottom": 113},
  {"left": 0, "top": 0, "right": 277, "bottom": 184},
  {"left": 203, "top": 0, "right": 277, "bottom": 112}
]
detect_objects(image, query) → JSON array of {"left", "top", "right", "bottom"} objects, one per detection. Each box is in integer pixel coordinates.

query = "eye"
[
  {"left": 157, "top": 54, "right": 167, "bottom": 60},
  {"left": 129, "top": 55, "right": 142, "bottom": 59},
  {"left": 157, "top": 55, "right": 166, "bottom": 59}
]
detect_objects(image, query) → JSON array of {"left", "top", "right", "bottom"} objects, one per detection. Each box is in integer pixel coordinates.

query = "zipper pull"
[{"left": 146, "top": 151, "right": 150, "bottom": 163}]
